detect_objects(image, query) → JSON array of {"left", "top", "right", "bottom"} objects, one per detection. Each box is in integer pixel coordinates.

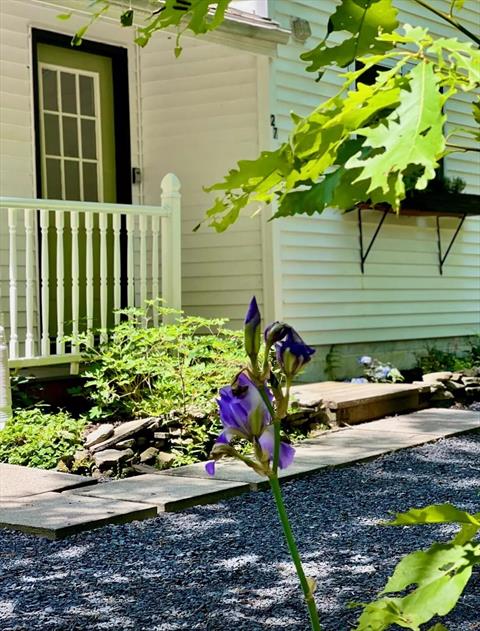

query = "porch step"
[{"left": 290, "top": 381, "right": 421, "bottom": 425}]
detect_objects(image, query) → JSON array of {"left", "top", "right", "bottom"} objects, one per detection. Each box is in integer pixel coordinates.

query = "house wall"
[
  {"left": 268, "top": 0, "right": 480, "bottom": 379},
  {"left": 139, "top": 33, "right": 265, "bottom": 329}
]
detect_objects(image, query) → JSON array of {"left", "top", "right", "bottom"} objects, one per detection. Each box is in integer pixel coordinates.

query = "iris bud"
[
  {"left": 244, "top": 296, "right": 261, "bottom": 361},
  {"left": 264, "top": 321, "right": 290, "bottom": 350},
  {"left": 276, "top": 329, "right": 315, "bottom": 379}
]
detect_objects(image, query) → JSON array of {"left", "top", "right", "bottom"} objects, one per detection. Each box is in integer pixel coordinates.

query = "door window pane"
[
  {"left": 60, "top": 72, "right": 77, "bottom": 114},
  {"left": 46, "top": 158, "right": 62, "bottom": 198},
  {"left": 83, "top": 162, "right": 98, "bottom": 201},
  {"left": 42, "top": 68, "right": 58, "bottom": 111},
  {"left": 79, "top": 75, "right": 95, "bottom": 116},
  {"left": 65, "top": 160, "right": 80, "bottom": 200},
  {"left": 81, "top": 119, "right": 97, "bottom": 159},
  {"left": 44, "top": 113, "right": 60, "bottom": 155},
  {"left": 62, "top": 116, "right": 79, "bottom": 157}
]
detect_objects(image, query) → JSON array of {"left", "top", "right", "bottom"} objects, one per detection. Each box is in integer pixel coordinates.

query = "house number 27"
[{"left": 270, "top": 114, "right": 278, "bottom": 139}]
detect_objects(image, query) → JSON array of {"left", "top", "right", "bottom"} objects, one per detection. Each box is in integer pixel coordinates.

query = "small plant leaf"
[
  {"left": 388, "top": 503, "right": 480, "bottom": 527},
  {"left": 120, "top": 9, "right": 134, "bottom": 27},
  {"left": 301, "top": 0, "right": 399, "bottom": 71}
]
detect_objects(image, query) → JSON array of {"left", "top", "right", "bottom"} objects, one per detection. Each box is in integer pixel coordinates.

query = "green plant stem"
[
  {"left": 412, "top": 0, "right": 480, "bottom": 46},
  {"left": 446, "top": 143, "right": 480, "bottom": 152},
  {"left": 269, "top": 474, "right": 321, "bottom": 630},
  {"left": 257, "top": 381, "right": 320, "bottom": 628}
]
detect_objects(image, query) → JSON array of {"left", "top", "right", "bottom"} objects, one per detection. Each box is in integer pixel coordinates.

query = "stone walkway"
[{"left": 0, "top": 408, "right": 478, "bottom": 539}]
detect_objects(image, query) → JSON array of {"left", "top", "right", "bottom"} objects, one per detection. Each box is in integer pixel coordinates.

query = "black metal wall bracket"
[
  {"left": 436, "top": 214, "right": 466, "bottom": 275},
  {"left": 358, "top": 208, "right": 388, "bottom": 274},
  {"left": 358, "top": 208, "right": 468, "bottom": 274}
]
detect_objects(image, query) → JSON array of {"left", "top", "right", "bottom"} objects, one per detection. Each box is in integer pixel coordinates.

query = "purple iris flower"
[
  {"left": 275, "top": 329, "right": 315, "bottom": 379},
  {"left": 205, "top": 372, "right": 295, "bottom": 475},
  {"left": 244, "top": 296, "right": 261, "bottom": 359}
]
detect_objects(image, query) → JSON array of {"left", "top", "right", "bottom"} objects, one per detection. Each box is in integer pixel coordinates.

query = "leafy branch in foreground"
[
  {"left": 354, "top": 503, "right": 480, "bottom": 630},
  {"left": 62, "top": 0, "right": 230, "bottom": 53},
  {"left": 203, "top": 21, "right": 480, "bottom": 231}
]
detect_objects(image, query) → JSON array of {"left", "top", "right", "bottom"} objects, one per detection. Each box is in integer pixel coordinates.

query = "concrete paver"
[
  {"left": 353, "top": 408, "right": 480, "bottom": 436},
  {"left": 0, "top": 491, "right": 157, "bottom": 539},
  {"left": 69, "top": 473, "right": 250, "bottom": 511},
  {"left": 0, "top": 463, "right": 96, "bottom": 498},
  {"left": 1, "top": 408, "right": 478, "bottom": 537},
  {"left": 162, "top": 408, "right": 479, "bottom": 488}
]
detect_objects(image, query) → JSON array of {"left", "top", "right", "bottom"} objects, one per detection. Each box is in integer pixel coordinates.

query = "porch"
[{"left": 0, "top": 172, "right": 181, "bottom": 371}]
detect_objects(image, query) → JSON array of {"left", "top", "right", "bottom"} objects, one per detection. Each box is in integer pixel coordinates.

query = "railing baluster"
[
  {"left": 24, "top": 208, "right": 35, "bottom": 357},
  {"left": 151, "top": 214, "right": 160, "bottom": 327},
  {"left": 40, "top": 210, "right": 50, "bottom": 356},
  {"left": 71, "top": 211, "right": 80, "bottom": 353},
  {"left": 99, "top": 213, "right": 108, "bottom": 343},
  {"left": 85, "top": 212, "right": 94, "bottom": 346},
  {"left": 7, "top": 209, "right": 18, "bottom": 359},
  {"left": 55, "top": 211, "right": 65, "bottom": 355},
  {"left": 112, "top": 214, "right": 121, "bottom": 325},
  {"left": 139, "top": 215, "right": 147, "bottom": 324},
  {"left": 126, "top": 214, "right": 135, "bottom": 310}
]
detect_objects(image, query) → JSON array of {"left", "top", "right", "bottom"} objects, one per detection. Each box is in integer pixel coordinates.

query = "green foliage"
[
  {"left": 325, "top": 345, "right": 342, "bottom": 381},
  {"left": 301, "top": 0, "right": 399, "bottom": 72},
  {"left": 77, "top": 304, "right": 243, "bottom": 420},
  {"left": 71, "top": 304, "right": 243, "bottom": 465},
  {"left": 203, "top": 20, "right": 480, "bottom": 231},
  {"left": 0, "top": 409, "right": 86, "bottom": 469},
  {"left": 415, "top": 338, "right": 480, "bottom": 373},
  {"left": 346, "top": 60, "right": 446, "bottom": 206},
  {"left": 135, "top": 0, "right": 230, "bottom": 51},
  {"left": 66, "top": 0, "right": 229, "bottom": 52},
  {"left": 355, "top": 503, "right": 480, "bottom": 631}
]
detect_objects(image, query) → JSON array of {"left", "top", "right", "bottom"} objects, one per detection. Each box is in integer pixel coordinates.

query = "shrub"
[
  {"left": 70, "top": 304, "right": 244, "bottom": 465},
  {"left": 0, "top": 408, "right": 87, "bottom": 469},
  {"left": 415, "top": 338, "right": 480, "bottom": 374},
  {"left": 77, "top": 305, "right": 244, "bottom": 420}
]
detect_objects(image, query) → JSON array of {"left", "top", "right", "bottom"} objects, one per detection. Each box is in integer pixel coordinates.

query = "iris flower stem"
[
  {"left": 257, "top": 382, "right": 320, "bottom": 629},
  {"left": 269, "top": 475, "right": 321, "bottom": 630}
]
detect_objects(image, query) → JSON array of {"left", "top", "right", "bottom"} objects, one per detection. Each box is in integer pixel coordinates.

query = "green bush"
[
  {"left": 78, "top": 305, "right": 244, "bottom": 419},
  {"left": 71, "top": 304, "right": 244, "bottom": 465},
  {"left": 0, "top": 408, "right": 87, "bottom": 469},
  {"left": 415, "top": 337, "right": 480, "bottom": 374}
]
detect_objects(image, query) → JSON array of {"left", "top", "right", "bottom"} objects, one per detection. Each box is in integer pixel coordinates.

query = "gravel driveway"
[{"left": 1, "top": 431, "right": 479, "bottom": 631}]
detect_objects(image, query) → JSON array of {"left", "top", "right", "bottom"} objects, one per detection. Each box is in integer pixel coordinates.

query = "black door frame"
[
  {"left": 32, "top": 28, "right": 131, "bottom": 312},
  {"left": 32, "top": 28, "right": 132, "bottom": 205}
]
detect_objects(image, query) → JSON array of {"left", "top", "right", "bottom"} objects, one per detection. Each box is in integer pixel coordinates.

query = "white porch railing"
[{"left": 0, "top": 173, "right": 181, "bottom": 370}]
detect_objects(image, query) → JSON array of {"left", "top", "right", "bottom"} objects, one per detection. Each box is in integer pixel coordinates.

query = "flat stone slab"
[
  {"left": 89, "top": 418, "right": 155, "bottom": 453},
  {"left": 0, "top": 492, "right": 157, "bottom": 540},
  {"left": 353, "top": 408, "right": 480, "bottom": 437},
  {"left": 160, "top": 460, "right": 268, "bottom": 489},
  {"left": 162, "top": 408, "right": 479, "bottom": 488},
  {"left": 291, "top": 381, "right": 420, "bottom": 408},
  {"left": 70, "top": 474, "right": 249, "bottom": 511},
  {"left": 0, "top": 463, "right": 96, "bottom": 499}
]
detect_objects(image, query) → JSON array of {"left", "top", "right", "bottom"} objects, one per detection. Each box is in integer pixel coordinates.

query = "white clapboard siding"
[
  {"left": 140, "top": 33, "right": 263, "bottom": 328},
  {"left": 269, "top": 0, "right": 480, "bottom": 346},
  {"left": 0, "top": 0, "right": 141, "bottom": 352}
]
